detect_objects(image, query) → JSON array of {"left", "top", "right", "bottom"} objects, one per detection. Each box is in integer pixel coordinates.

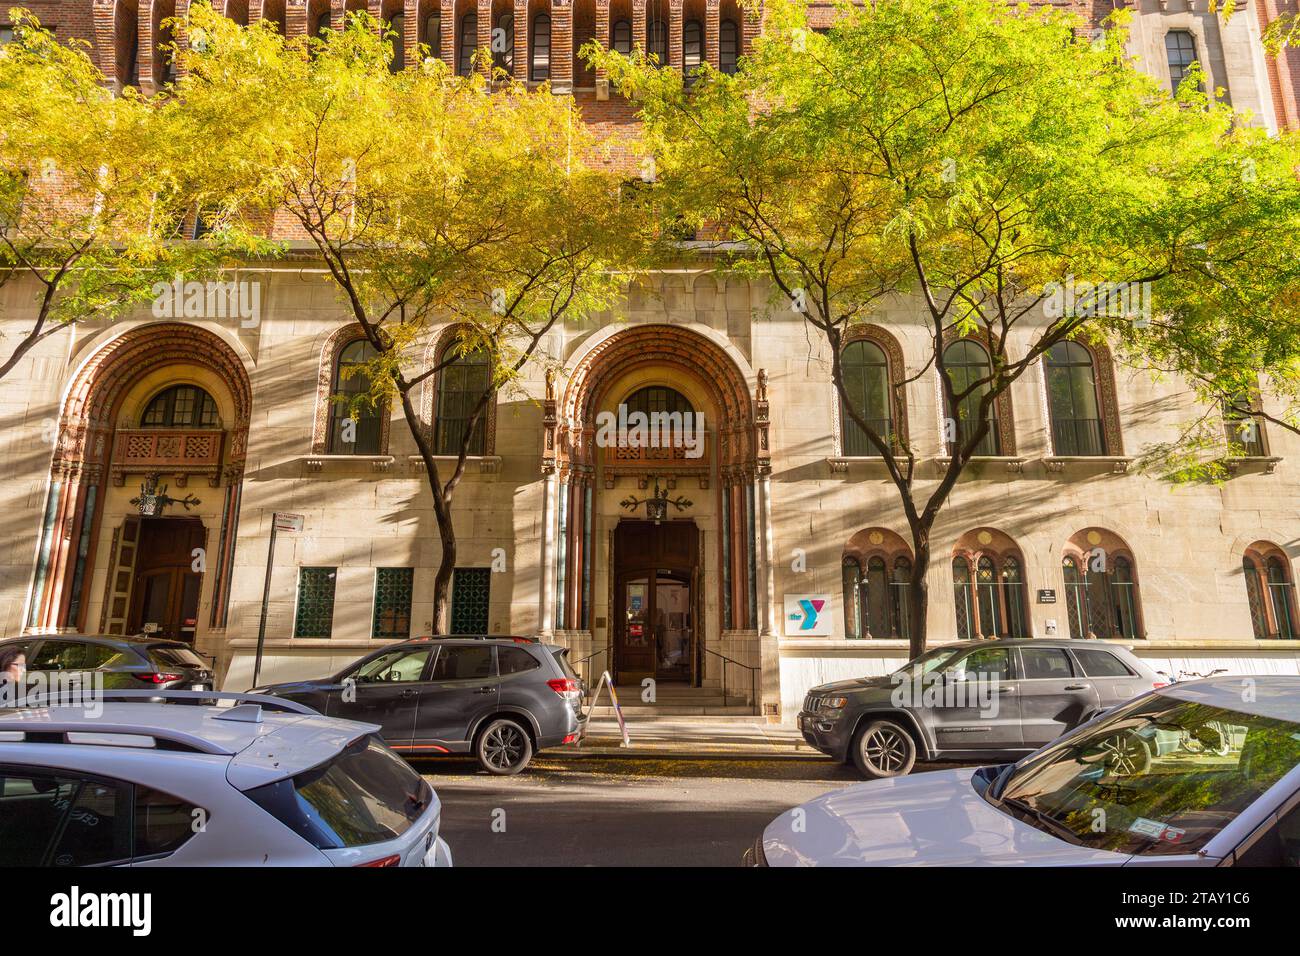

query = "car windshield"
[
  {"left": 891, "top": 647, "right": 963, "bottom": 679},
  {"left": 996, "top": 692, "right": 1300, "bottom": 856}
]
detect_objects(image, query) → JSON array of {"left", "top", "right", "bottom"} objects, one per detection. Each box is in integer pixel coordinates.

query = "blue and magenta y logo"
[{"left": 789, "top": 598, "right": 825, "bottom": 631}]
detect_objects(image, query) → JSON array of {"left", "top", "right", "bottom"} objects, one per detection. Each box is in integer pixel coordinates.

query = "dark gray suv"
[
  {"left": 252, "top": 636, "right": 583, "bottom": 775},
  {"left": 799, "top": 639, "right": 1162, "bottom": 778}
]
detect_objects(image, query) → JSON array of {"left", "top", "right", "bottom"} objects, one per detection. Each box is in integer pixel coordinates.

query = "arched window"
[
  {"left": 719, "top": 19, "right": 738, "bottom": 74},
  {"left": 943, "top": 339, "right": 1000, "bottom": 456},
  {"left": 1062, "top": 549, "right": 1142, "bottom": 640},
  {"left": 1165, "top": 30, "right": 1198, "bottom": 94},
  {"left": 1244, "top": 549, "right": 1297, "bottom": 639},
  {"left": 683, "top": 20, "right": 703, "bottom": 80},
  {"left": 117, "top": 4, "right": 139, "bottom": 86},
  {"left": 329, "top": 339, "right": 383, "bottom": 454},
  {"left": 1266, "top": 557, "right": 1297, "bottom": 640},
  {"left": 953, "top": 557, "right": 974, "bottom": 640},
  {"left": 647, "top": 18, "right": 667, "bottom": 66},
  {"left": 890, "top": 556, "right": 913, "bottom": 641},
  {"left": 424, "top": 13, "right": 442, "bottom": 55},
  {"left": 156, "top": 11, "right": 177, "bottom": 85},
  {"left": 314, "top": 10, "right": 332, "bottom": 40},
  {"left": 842, "top": 557, "right": 862, "bottom": 640},
  {"left": 1003, "top": 557, "right": 1028, "bottom": 636},
  {"left": 623, "top": 385, "right": 694, "bottom": 417},
  {"left": 141, "top": 385, "right": 220, "bottom": 429},
  {"left": 493, "top": 13, "right": 513, "bottom": 72},
  {"left": 953, "top": 546, "right": 1029, "bottom": 639},
  {"left": 840, "top": 339, "right": 892, "bottom": 456},
  {"left": 1045, "top": 341, "right": 1105, "bottom": 455},
  {"left": 388, "top": 15, "right": 405, "bottom": 72},
  {"left": 844, "top": 550, "right": 911, "bottom": 639},
  {"left": 458, "top": 12, "right": 477, "bottom": 75},
  {"left": 611, "top": 19, "right": 632, "bottom": 55},
  {"left": 434, "top": 347, "right": 492, "bottom": 455},
  {"left": 530, "top": 13, "right": 550, "bottom": 81}
]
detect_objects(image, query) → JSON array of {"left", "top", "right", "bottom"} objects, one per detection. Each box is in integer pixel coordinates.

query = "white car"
[
  {"left": 751, "top": 675, "right": 1300, "bottom": 866},
  {"left": 0, "top": 690, "right": 452, "bottom": 867}
]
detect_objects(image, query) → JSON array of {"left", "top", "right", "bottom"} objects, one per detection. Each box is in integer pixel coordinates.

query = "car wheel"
[
  {"left": 851, "top": 719, "right": 917, "bottom": 779},
  {"left": 1099, "top": 730, "right": 1152, "bottom": 777},
  {"left": 475, "top": 718, "right": 533, "bottom": 776}
]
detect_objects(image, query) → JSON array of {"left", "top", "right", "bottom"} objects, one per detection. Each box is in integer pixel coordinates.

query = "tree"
[
  {"left": 177, "top": 5, "right": 646, "bottom": 630},
  {"left": 591, "top": 0, "right": 1300, "bottom": 655},
  {"left": 0, "top": 10, "right": 211, "bottom": 380}
]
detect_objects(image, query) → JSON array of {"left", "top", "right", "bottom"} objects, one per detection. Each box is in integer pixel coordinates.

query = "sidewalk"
[{"left": 570, "top": 717, "right": 824, "bottom": 759}]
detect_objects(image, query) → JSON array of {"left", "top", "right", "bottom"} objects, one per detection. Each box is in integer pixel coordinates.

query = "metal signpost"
[
  {"left": 579, "top": 670, "right": 631, "bottom": 749},
  {"left": 252, "top": 512, "right": 304, "bottom": 688}
]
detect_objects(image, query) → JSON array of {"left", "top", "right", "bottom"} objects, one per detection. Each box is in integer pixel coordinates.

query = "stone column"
[
  {"left": 539, "top": 466, "right": 558, "bottom": 637},
  {"left": 755, "top": 469, "right": 778, "bottom": 717},
  {"left": 511, "top": 0, "right": 527, "bottom": 78},
  {"left": 594, "top": 0, "right": 609, "bottom": 84},
  {"left": 742, "top": 0, "right": 758, "bottom": 56},
  {"left": 403, "top": 0, "right": 419, "bottom": 65},
  {"left": 632, "top": 0, "right": 645, "bottom": 52},
  {"left": 440, "top": 0, "right": 455, "bottom": 66},
  {"left": 551, "top": 0, "right": 573, "bottom": 92},
  {"left": 705, "top": 0, "right": 719, "bottom": 70},
  {"left": 668, "top": 0, "right": 682, "bottom": 71},
  {"left": 477, "top": 0, "right": 492, "bottom": 74},
  {"left": 286, "top": 0, "right": 309, "bottom": 38}
]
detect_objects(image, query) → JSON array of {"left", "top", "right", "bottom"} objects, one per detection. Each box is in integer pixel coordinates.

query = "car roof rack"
[{"left": 6, "top": 688, "right": 319, "bottom": 716}]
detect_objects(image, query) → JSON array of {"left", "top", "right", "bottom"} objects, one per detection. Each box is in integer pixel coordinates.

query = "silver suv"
[
  {"left": 0, "top": 691, "right": 452, "bottom": 867},
  {"left": 798, "top": 639, "right": 1162, "bottom": 778}
]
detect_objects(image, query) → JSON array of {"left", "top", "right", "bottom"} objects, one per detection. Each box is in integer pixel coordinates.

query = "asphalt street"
[{"left": 415, "top": 755, "right": 970, "bottom": 866}]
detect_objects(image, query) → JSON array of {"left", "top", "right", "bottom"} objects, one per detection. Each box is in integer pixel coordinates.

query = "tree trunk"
[
  {"left": 431, "top": 495, "right": 455, "bottom": 633},
  {"left": 907, "top": 520, "right": 932, "bottom": 659},
  {"left": 397, "top": 386, "right": 457, "bottom": 634}
]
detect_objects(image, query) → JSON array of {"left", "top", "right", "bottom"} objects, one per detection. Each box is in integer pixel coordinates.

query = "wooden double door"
[
  {"left": 128, "top": 517, "right": 205, "bottom": 643},
  {"left": 614, "top": 520, "right": 700, "bottom": 685}
]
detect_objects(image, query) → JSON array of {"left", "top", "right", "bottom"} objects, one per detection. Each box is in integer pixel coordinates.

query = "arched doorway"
[
  {"left": 27, "top": 324, "right": 252, "bottom": 647},
  {"left": 544, "top": 325, "right": 768, "bottom": 690}
]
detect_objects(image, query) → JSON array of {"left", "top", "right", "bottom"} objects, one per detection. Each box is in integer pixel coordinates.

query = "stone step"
[{"left": 587, "top": 705, "right": 756, "bottom": 718}]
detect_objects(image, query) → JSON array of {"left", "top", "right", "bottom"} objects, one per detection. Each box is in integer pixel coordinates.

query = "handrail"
[
  {"left": 572, "top": 648, "right": 608, "bottom": 698},
  {"left": 702, "top": 647, "right": 758, "bottom": 710}
]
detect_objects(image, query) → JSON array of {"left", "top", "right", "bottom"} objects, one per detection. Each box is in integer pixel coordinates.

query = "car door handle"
[
  {"left": 399, "top": 689, "right": 418, "bottom": 698},
  {"left": 997, "top": 685, "right": 1015, "bottom": 694},
  {"left": 473, "top": 686, "right": 495, "bottom": 695},
  {"left": 1064, "top": 684, "right": 1090, "bottom": 691}
]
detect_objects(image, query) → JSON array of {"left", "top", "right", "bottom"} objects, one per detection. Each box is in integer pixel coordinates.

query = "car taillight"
[
  {"left": 1153, "top": 681, "right": 1169, "bottom": 690},
  {"left": 355, "top": 854, "right": 401, "bottom": 867},
  {"left": 134, "top": 672, "right": 182, "bottom": 684},
  {"left": 547, "top": 678, "right": 580, "bottom": 698}
]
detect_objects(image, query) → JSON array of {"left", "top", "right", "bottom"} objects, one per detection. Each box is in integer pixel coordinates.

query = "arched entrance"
[
  {"left": 27, "top": 324, "right": 252, "bottom": 646},
  {"left": 543, "top": 325, "right": 770, "bottom": 690}
]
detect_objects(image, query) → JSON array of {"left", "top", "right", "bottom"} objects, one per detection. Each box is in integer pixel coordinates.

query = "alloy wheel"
[
  {"left": 484, "top": 724, "right": 525, "bottom": 771},
  {"left": 862, "top": 725, "right": 909, "bottom": 774},
  {"left": 1099, "top": 731, "right": 1149, "bottom": 776}
]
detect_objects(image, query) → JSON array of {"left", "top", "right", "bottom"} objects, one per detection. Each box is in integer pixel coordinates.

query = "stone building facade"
[{"left": 3, "top": 0, "right": 1300, "bottom": 720}]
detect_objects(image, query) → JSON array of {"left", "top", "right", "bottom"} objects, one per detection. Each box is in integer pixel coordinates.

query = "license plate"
[{"left": 192, "top": 684, "right": 205, "bottom": 691}]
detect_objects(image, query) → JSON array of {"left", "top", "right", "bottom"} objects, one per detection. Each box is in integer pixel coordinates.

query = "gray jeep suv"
[{"left": 799, "top": 638, "right": 1162, "bottom": 778}]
